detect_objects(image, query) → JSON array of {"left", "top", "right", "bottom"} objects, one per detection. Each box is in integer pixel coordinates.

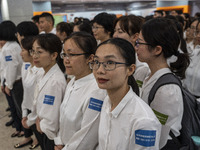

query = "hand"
[
  {"left": 36, "top": 117, "right": 43, "bottom": 134},
  {"left": 54, "top": 145, "right": 64, "bottom": 150},
  {"left": 1, "top": 86, "right": 5, "bottom": 93},
  {"left": 22, "top": 117, "right": 30, "bottom": 129},
  {"left": 5, "top": 86, "right": 11, "bottom": 96}
]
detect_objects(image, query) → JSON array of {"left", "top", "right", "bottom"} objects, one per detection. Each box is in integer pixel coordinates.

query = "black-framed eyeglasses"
[
  {"left": 60, "top": 52, "right": 88, "bottom": 59},
  {"left": 135, "top": 39, "right": 151, "bottom": 48},
  {"left": 92, "top": 26, "right": 104, "bottom": 30},
  {"left": 89, "top": 60, "right": 128, "bottom": 71}
]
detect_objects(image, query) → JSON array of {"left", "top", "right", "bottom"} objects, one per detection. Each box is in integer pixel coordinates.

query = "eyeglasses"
[
  {"left": 29, "top": 49, "right": 42, "bottom": 57},
  {"left": 89, "top": 60, "right": 128, "bottom": 71},
  {"left": 92, "top": 26, "right": 104, "bottom": 30},
  {"left": 60, "top": 52, "right": 88, "bottom": 59},
  {"left": 135, "top": 39, "right": 151, "bottom": 48}
]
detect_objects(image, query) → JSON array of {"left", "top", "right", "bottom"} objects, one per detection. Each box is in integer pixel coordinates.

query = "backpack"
[{"left": 148, "top": 73, "right": 200, "bottom": 150}]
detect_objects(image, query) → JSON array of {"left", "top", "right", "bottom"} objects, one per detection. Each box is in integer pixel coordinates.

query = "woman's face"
[
  {"left": 56, "top": 30, "right": 66, "bottom": 42},
  {"left": 93, "top": 43, "right": 134, "bottom": 91},
  {"left": 63, "top": 38, "right": 92, "bottom": 80},
  {"left": 192, "top": 20, "right": 200, "bottom": 45},
  {"left": 32, "top": 40, "right": 57, "bottom": 72},
  {"left": 92, "top": 22, "right": 110, "bottom": 42},
  {"left": 186, "top": 20, "right": 198, "bottom": 40},
  {"left": 135, "top": 32, "right": 154, "bottom": 64},
  {"left": 113, "top": 22, "right": 132, "bottom": 42},
  {"left": 20, "top": 47, "right": 32, "bottom": 63}
]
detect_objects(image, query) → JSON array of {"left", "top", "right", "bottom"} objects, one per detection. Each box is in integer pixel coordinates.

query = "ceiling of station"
[{"left": 32, "top": 0, "right": 156, "bottom": 4}]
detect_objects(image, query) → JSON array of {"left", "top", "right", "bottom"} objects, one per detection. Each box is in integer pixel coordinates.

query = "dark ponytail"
[
  {"left": 142, "top": 18, "right": 190, "bottom": 79},
  {"left": 170, "top": 52, "right": 190, "bottom": 79},
  {"left": 128, "top": 75, "right": 139, "bottom": 96}
]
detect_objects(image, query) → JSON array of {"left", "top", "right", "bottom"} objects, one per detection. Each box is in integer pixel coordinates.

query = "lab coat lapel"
[{"left": 38, "top": 64, "right": 58, "bottom": 93}]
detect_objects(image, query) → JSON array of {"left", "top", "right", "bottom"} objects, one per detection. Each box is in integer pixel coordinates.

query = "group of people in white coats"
[{"left": 1, "top": 12, "right": 199, "bottom": 150}]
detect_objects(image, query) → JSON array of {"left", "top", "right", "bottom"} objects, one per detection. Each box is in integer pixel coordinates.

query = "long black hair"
[{"left": 142, "top": 18, "right": 190, "bottom": 79}]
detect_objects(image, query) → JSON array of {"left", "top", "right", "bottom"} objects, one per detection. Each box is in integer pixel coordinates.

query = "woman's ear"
[
  {"left": 130, "top": 33, "right": 139, "bottom": 45},
  {"left": 86, "top": 54, "right": 94, "bottom": 64},
  {"left": 127, "top": 64, "right": 136, "bottom": 76},
  {"left": 154, "top": 45, "right": 162, "bottom": 56},
  {"left": 51, "top": 52, "right": 58, "bottom": 61}
]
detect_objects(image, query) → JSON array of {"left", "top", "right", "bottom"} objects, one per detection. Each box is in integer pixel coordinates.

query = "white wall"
[{"left": 67, "top": 10, "right": 126, "bottom": 22}]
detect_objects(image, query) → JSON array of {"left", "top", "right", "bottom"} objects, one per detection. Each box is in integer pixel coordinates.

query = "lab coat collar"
[
  {"left": 71, "top": 73, "right": 95, "bottom": 90},
  {"left": 29, "top": 66, "right": 42, "bottom": 74},
  {"left": 38, "top": 63, "right": 59, "bottom": 92},
  {"left": 2, "top": 41, "right": 15, "bottom": 49},
  {"left": 142, "top": 68, "right": 171, "bottom": 89},
  {"left": 109, "top": 87, "right": 133, "bottom": 118}
]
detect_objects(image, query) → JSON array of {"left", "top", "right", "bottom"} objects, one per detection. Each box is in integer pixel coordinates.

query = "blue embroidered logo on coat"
[
  {"left": 5, "top": 55, "right": 12, "bottom": 61},
  {"left": 43, "top": 95, "right": 55, "bottom": 105},
  {"left": 135, "top": 130, "right": 156, "bottom": 147},
  {"left": 88, "top": 98, "right": 103, "bottom": 112},
  {"left": 25, "top": 64, "right": 31, "bottom": 70}
]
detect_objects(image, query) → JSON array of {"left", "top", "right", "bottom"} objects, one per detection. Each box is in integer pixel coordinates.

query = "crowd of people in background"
[{"left": 0, "top": 9, "right": 200, "bottom": 150}]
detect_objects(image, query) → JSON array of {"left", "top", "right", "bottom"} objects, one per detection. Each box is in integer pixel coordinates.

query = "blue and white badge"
[
  {"left": 43, "top": 95, "right": 55, "bottom": 105},
  {"left": 5, "top": 55, "right": 12, "bottom": 61},
  {"left": 88, "top": 97, "right": 103, "bottom": 112},
  {"left": 135, "top": 130, "right": 156, "bottom": 147},
  {"left": 25, "top": 64, "right": 31, "bottom": 70}
]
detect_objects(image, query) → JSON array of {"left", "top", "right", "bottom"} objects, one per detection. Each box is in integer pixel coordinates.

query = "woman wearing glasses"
[
  {"left": 54, "top": 32, "right": 106, "bottom": 150},
  {"left": 183, "top": 17, "right": 200, "bottom": 99},
  {"left": 113, "top": 15, "right": 150, "bottom": 89},
  {"left": 23, "top": 33, "right": 67, "bottom": 150},
  {"left": 135, "top": 18, "right": 190, "bottom": 149},
  {"left": 92, "top": 12, "right": 116, "bottom": 44},
  {"left": 91, "top": 38, "right": 161, "bottom": 150}
]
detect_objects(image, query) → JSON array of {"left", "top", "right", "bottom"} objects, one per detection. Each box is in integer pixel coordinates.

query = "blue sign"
[
  {"left": 5, "top": 55, "right": 12, "bottom": 61},
  {"left": 25, "top": 64, "right": 31, "bottom": 70},
  {"left": 135, "top": 130, "right": 156, "bottom": 147},
  {"left": 43, "top": 95, "right": 55, "bottom": 105},
  {"left": 88, "top": 97, "right": 103, "bottom": 112}
]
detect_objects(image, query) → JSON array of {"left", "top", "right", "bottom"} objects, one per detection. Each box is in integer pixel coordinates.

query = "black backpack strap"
[
  {"left": 148, "top": 73, "right": 182, "bottom": 105},
  {"left": 148, "top": 73, "right": 183, "bottom": 148},
  {"left": 169, "top": 130, "right": 182, "bottom": 148}
]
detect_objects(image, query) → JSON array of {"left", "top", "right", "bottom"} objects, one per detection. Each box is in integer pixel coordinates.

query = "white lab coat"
[
  {"left": 26, "top": 63, "right": 67, "bottom": 140},
  {"left": 97, "top": 87, "right": 161, "bottom": 150},
  {"left": 182, "top": 45, "right": 200, "bottom": 97},
  {"left": 21, "top": 65, "right": 44, "bottom": 117},
  {"left": 140, "top": 68, "right": 183, "bottom": 148},
  {"left": 54, "top": 73, "right": 107, "bottom": 150},
  {"left": 0, "top": 41, "right": 23, "bottom": 89}
]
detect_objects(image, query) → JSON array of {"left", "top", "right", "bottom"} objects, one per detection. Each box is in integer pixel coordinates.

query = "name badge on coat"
[
  {"left": 43, "top": 95, "right": 55, "bottom": 105},
  {"left": 88, "top": 97, "right": 103, "bottom": 112}
]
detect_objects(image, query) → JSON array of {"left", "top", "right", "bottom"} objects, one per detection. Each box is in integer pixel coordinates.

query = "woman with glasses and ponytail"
[
  {"left": 54, "top": 32, "right": 106, "bottom": 150},
  {"left": 135, "top": 18, "right": 190, "bottom": 149},
  {"left": 91, "top": 38, "right": 161, "bottom": 150}
]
